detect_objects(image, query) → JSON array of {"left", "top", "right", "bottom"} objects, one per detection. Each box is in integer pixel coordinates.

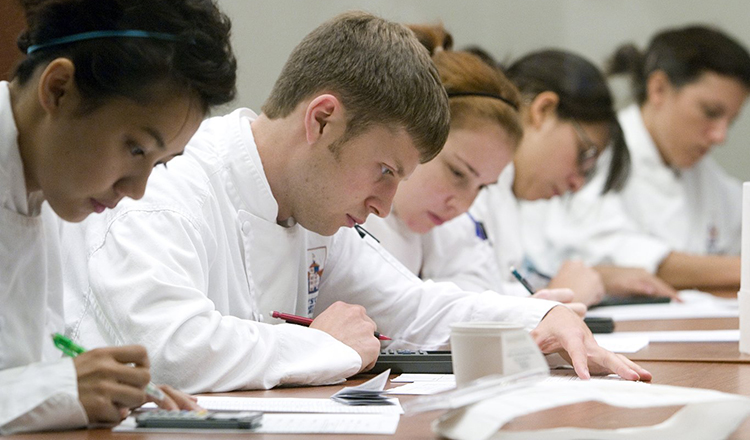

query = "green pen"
[{"left": 52, "top": 333, "right": 166, "bottom": 402}]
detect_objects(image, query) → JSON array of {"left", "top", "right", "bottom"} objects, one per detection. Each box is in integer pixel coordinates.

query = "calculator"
[
  {"left": 370, "top": 349, "right": 453, "bottom": 374},
  {"left": 135, "top": 410, "right": 263, "bottom": 430},
  {"left": 593, "top": 294, "right": 671, "bottom": 308},
  {"left": 583, "top": 317, "right": 615, "bottom": 333}
]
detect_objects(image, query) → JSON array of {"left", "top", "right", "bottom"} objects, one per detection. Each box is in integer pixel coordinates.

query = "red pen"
[{"left": 271, "top": 311, "right": 391, "bottom": 341}]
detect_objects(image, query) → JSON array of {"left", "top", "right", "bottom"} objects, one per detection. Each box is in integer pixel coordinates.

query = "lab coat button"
[{"left": 242, "top": 222, "right": 251, "bottom": 234}]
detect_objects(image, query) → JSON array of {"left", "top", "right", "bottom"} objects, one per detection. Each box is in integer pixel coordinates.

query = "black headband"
[{"left": 446, "top": 91, "right": 519, "bottom": 112}]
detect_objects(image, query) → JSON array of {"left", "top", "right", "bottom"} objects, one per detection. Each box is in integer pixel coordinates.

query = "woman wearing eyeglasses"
[
  {"left": 520, "top": 25, "right": 750, "bottom": 293},
  {"left": 452, "top": 49, "right": 676, "bottom": 306}
]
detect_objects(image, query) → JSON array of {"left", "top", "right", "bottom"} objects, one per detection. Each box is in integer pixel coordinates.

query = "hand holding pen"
[
  {"left": 274, "top": 302, "right": 384, "bottom": 373},
  {"left": 52, "top": 333, "right": 201, "bottom": 424},
  {"left": 53, "top": 333, "right": 166, "bottom": 401},
  {"left": 271, "top": 310, "right": 391, "bottom": 340}
]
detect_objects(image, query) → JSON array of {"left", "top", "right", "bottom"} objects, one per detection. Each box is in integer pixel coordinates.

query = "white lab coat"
[
  {"left": 518, "top": 104, "right": 740, "bottom": 276},
  {"left": 363, "top": 211, "right": 507, "bottom": 293},
  {"left": 62, "top": 108, "right": 557, "bottom": 393},
  {"left": 467, "top": 165, "right": 542, "bottom": 295},
  {"left": 0, "top": 81, "right": 88, "bottom": 434}
]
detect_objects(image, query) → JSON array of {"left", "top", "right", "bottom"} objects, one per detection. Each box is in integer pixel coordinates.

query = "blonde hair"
[{"left": 262, "top": 11, "right": 449, "bottom": 163}]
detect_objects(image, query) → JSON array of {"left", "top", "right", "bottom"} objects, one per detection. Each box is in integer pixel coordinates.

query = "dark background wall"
[{"left": 1, "top": 1, "right": 26, "bottom": 80}]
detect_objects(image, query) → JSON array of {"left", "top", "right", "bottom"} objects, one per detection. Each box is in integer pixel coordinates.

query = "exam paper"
[
  {"left": 387, "top": 381, "right": 457, "bottom": 395},
  {"left": 388, "top": 373, "right": 625, "bottom": 396},
  {"left": 194, "top": 395, "right": 404, "bottom": 414},
  {"left": 594, "top": 333, "right": 650, "bottom": 353},
  {"left": 624, "top": 329, "right": 739, "bottom": 343},
  {"left": 594, "top": 330, "right": 739, "bottom": 354},
  {"left": 332, "top": 369, "right": 393, "bottom": 405},
  {"left": 391, "top": 373, "right": 456, "bottom": 383},
  {"left": 114, "top": 413, "right": 400, "bottom": 435},
  {"left": 586, "top": 290, "right": 738, "bottom": 321},
  {"left": 434, "top": 380, "right": 750, "bottom": 440}
]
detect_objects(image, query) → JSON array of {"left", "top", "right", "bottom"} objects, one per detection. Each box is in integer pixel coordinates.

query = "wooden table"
[
  {"left": 11, "top": 294, "right": 750, "bottom": 439},
  {"left": 9, "top": 360, "right": 750, "bottom": 440}
]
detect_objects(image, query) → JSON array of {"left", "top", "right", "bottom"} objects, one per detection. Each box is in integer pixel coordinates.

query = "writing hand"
[{"left": 311, "top": 301, "right": 381, "bottom": 373}]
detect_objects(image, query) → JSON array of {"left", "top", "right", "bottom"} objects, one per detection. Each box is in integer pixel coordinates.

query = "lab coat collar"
[
  {"left": 499, "top": 163, "right": 518, "bottom": 202},
  {"left": 0, "top": 81, "right": 39, "bottom": 216},
  {"left": 619, "top": 104, "right": 680, "bottom": 177},
  {"left": 218, "top": 108, "right": 285, "bottom": 225}
]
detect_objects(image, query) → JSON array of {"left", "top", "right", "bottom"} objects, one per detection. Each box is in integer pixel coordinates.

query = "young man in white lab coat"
[{"left": 62, "top": 12, "right": 650, "bottom": 393}]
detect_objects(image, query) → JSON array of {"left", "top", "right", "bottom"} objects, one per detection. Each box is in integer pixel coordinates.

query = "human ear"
[
  {"left": 526, "top": 91, "right": 560, "bottom": 129},
  {"left": 646, "top": 70, "right": 670, "bottom": 107},
  {"left": 37, "top": 58, "right": 77, "bottom": 115},
  {"left": 303, "top": 94, "right": 342, "bottom": 145}
]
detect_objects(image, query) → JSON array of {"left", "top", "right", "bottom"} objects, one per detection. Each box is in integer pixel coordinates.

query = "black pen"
[{"left": 509, "top": 266, "right": 535, "bottom": 294}]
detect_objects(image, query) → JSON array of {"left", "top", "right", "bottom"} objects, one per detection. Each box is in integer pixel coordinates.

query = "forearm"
[
  {"left": 89, "top": 286, "right": 360, "bottom": 393},
  {"left": 318, "top": 230, "right": 557, "bottom": 349},
  {"left": 656, "top": 252, "right": 740, "bottom": 290}
]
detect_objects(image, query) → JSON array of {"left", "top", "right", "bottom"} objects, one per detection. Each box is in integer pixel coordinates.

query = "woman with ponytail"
[{"left": 520, "top": 25, "right": 750, "bottom": 292}]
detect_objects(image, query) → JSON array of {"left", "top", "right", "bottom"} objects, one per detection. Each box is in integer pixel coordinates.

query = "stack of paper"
[{"left": 331, "top": 369, "right": 394, "bottom": 405}]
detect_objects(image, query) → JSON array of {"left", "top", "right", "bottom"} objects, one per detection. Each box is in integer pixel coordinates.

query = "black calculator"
[
  {"left": 370, "top": 349, "right": 453, "bottom": 374},
  {"left": 583, "top": 316, "right": 615, "bottom": 333},
  {"left": 135, "top": 410, "right": 262, "bottom": 430}
]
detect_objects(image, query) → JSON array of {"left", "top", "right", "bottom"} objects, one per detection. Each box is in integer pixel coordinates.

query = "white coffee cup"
[{"left": 450, "top": 321, "right": 548, "bottom": 386}]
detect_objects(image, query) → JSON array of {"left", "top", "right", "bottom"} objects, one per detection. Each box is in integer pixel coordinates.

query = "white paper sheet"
[
  {"left": 545, "top": 374, "right": 624, "bottom": 382},
  {"left": 332, "top": 369, "right": 393, "bottom": 405},
  {"left": 391, "top": 373, "right": 456, "bottom": 383},
  {"left": 434, "top": 380, "right": 750, "bottom": 440},
  {"left": 387, "top": 381, "right": 457, "bottom": 395},
  {"left": 594, "top": 333, "right": 651, "bottom": 353},
  {"left": 194, "top": 395, "right": 403, "bottom": 414},
  {"left": 625, "top": 329, "right": 739, "bottom": 343},
  {"left": 587, "top": 290, "right": 738, "bottom": 321},
  {"left": 388, "top": 373, "right": 627, "bottom": 396},
  {"left": 114, "top": 413, "right": 400, "bottom": 434}
]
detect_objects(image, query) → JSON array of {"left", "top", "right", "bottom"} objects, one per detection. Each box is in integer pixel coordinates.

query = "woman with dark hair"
[
  {"left": 1, "top": 0, "right": 236, "bottom": 433},
  {"left": 520, "top": 25, "right": 750, "bottom": 292},
  {"left": 461, "top": 49, "right": 678, "bottom": 306}
]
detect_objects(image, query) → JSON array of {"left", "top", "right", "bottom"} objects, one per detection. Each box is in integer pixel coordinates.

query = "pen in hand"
[
  {"left": 51, "top": 333, "right": 166, "bottom": 402},
  {"left": 510, "top": 266, "right": 536, "bottom": 295},
  {"left": 271, "top": 311, "right": 392, "bottom": 341}
]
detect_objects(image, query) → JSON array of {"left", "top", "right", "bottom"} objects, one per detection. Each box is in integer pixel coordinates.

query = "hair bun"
[{"left": 607, "top": 43, "right": 643, "bottom": 77}]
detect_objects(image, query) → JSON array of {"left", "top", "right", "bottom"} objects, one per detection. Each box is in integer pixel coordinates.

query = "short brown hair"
[{"left": 262, "top": 11, "right": 449, "bottom": 163}]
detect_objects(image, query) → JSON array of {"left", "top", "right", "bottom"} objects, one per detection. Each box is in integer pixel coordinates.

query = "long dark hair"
[
  {"left": 15, "top": 0, "right": 237, "bottom": 113},
  {"left": 609, "top": 25, "right": 750, "bottom": 105},
  {"left": 506, "top": 49, "right": 629, "bottom": 193}
]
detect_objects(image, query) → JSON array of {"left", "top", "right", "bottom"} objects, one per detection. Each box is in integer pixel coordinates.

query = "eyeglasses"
[{"left": 572, "top": 120, "right": 601, "bottom": 179}]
